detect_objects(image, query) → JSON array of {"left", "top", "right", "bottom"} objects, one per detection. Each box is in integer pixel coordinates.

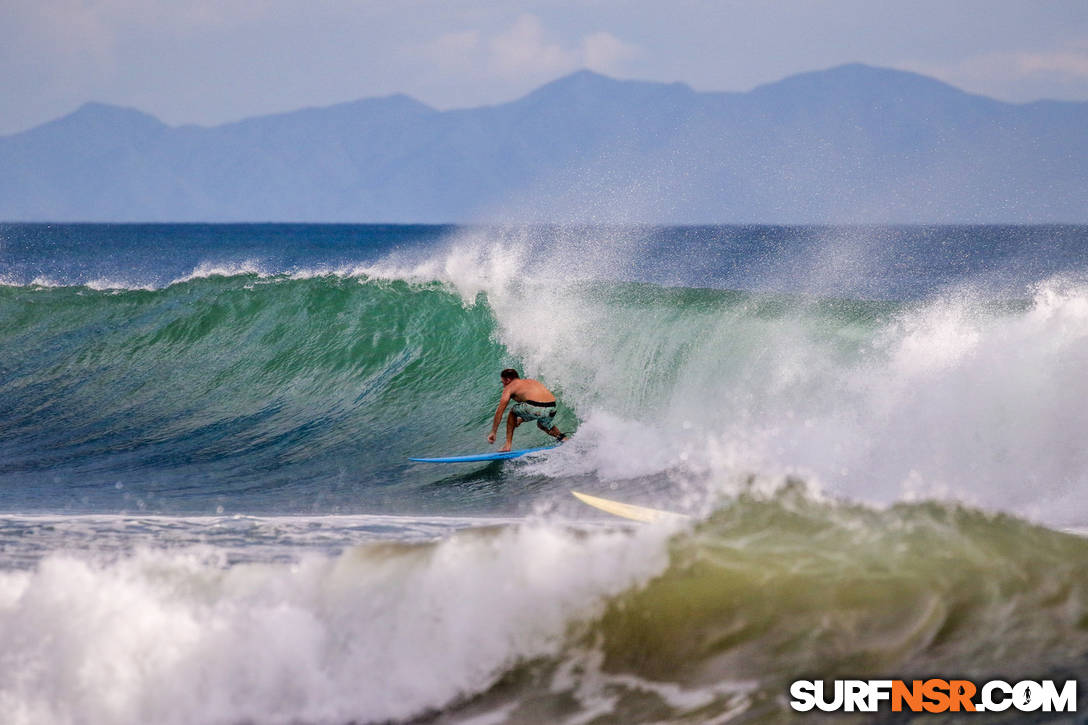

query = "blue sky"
[{"left": 3, "top": 0, "right": 1088, "bottom": 135}]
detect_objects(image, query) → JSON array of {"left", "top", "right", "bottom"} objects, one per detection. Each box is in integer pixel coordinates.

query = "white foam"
[
  {"left": 416, "top": 234, "right": 1088, "bottom": 525},
  {"left": 352, "top": 237, "right": 533, "bottom": 305},
  {"left": 0, "top": 521, "right": 675, "bottom": 725},
  {"left": 84, "top": 278, "right": 158, "bottom": 292},
  {"left": 551, "top": 644, "right": 756, "bottom": 722},
  {"left": 28, "top": 275, "right": 65, "bottom": 288},
  {"left": 166, "top": 259, "right": 270, "bottom": 286},
  {"left": 3, "top": 261, "right": 280, "bottom": 292}
]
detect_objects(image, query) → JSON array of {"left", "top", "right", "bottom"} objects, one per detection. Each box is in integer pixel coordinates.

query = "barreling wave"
[
  {"left": 1, "top": 255, "right": 1087, "bottom": 524},
  {"left": 0, "top": 273, "right": 511, "bottom": 512},
  {"left": 2, "top": 491, "right": 1086, "bottom": 725}
]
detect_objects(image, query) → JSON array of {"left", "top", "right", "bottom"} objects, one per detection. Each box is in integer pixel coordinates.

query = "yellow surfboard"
[{"left": 571, "top": 490, "right": 688, "bottom": 523}]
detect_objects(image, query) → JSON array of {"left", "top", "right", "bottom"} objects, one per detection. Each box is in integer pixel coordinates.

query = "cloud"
[
  {"left": 488, "top": 14, "right": 578, "bottom": 79},
  {"left": 1015, "top": 49, "right": 1088, "bottom": 77},
  {"left": 901, "top": 37, "right": 1088, "bottom": 100},
  {"left": 417, "top": 14, "right": 639, "bottom": 84},
  {"left": 581, "top": 31, "right": 640, "bottom": 73}
]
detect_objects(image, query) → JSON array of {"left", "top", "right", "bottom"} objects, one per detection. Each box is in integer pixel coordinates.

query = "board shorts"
[{"left": 511, "top": 399, "right": 557, "bottom": 428}]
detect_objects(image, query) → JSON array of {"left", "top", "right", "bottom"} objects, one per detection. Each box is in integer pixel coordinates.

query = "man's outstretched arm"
[{"left": 487, "top": 389, "right": 513, "bottom": 444}]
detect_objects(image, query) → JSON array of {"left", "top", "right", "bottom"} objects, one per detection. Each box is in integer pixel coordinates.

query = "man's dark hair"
[{"left": 501, "top": 368, "right": 520, "bottom": 380}]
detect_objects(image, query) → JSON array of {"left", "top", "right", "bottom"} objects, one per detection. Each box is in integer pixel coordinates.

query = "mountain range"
[{"left": 2, "top": 64, "right": 1086, "bottom": 223}]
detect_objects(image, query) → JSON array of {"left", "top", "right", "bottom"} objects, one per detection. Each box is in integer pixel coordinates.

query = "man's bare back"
[{"left": 503, "top": 378, "right": 555, "bottom": 404}]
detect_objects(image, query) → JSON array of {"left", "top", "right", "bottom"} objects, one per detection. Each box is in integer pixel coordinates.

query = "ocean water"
[{"left": 1, "top": 223, "right": 1087, "bottom": 724}]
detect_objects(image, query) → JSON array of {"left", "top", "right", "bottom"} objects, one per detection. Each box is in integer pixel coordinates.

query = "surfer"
[{"left": 488, "top": 368, "right": 567, "bottom": 452}]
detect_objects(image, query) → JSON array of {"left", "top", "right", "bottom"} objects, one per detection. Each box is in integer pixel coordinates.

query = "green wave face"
[{"left": 0, "top": 276, "right": 513, "bottom": 512}]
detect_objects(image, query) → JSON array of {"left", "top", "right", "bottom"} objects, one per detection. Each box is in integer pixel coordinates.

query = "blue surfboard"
[{"left": 409, "top": 445, "right": 557, "bottom": 463}]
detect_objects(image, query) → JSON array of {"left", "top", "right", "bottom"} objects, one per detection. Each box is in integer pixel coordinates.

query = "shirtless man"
[{"left": 487, "top": 368, "right": 568, "bottom": 452}]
